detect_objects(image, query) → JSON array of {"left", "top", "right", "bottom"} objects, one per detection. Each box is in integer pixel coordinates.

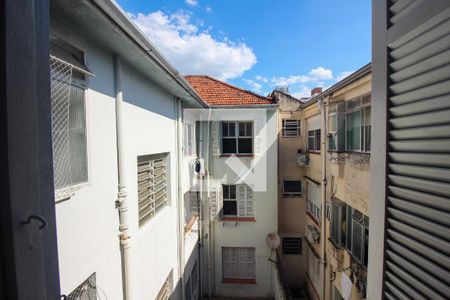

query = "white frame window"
[
  {"left": 282, "top": 237, "right": 302, "bottom": 255},
  {"left": 223, "top": 185, "right": 237, "bottom": 217},
  {"left": 156, "top": 270, "right": 173, "bottom": 300},
  {"left": 350, "top": 209, "right": 369, "bottom": 267},
  {"left": 330, "top": 198, "right": 346, "bottom": 248},
  {"left": 222, "top": 121, "right": 253, "bottom": 155},
  {"left": 283, "top": 180, "right": 303, "bottom": 197},
  {"left": 307, "top": 181, "right": 321, "bottom": 222},
  {"left": 183, "top": 122, "right": 195, "bottom": 157},
  {"left": 307, "top": 129, "right": 321, "bottom": 151},
  {"left": 222, "top": 247, "right": 256, "bottom": 282},
  {"left": 137, "top": 153, "right": 170, "bottom": 225},
  {"left": 282, "top": 119, "right": 300, "bottom": 137}
]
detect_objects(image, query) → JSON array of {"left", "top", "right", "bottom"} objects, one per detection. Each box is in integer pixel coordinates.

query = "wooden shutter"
[
  {"left": 211, "top": 121, "right": 221, "bottom": 156},
  {"left": 237, "top": 185, "right": 247, "bottom": 217},
  {"left": 375, "top": 1, "right": 450, "bottom": 299},
  {"left": 254, "top": 120, "right": 263, "bottom": 155}
]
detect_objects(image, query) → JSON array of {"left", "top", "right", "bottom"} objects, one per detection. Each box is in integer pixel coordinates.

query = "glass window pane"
[
  {"left": 352, "top": 221, "right": 363, "bottom": 262},
  {"left": 246, "top": 122, "right": 253, "bottom": 137},
  {"left": 284, "top": 181, "right": 302, "bottom": 193},
  {"left": 239, "top": 123, "right": 246, "bottom": 136},
  {"left": 223, "top": 201, "right": 237, "bottom": 215},
  {"left": 347, "top": 111, "right": 361, "bottom": 150},
  {"left": 315, "top": 130, "right": 321, "bottom": 151},
  {"left": 229, "top": 123, "right": 235, "bottom": 136},
  {"left": 238, "top": 138, "right": 252, "bottom": 154},
  {"left": 223, "top": 185, "right": 229, "bottom": 199},
  {"left": 230, "top": 185, "right": 236, "bottom": 199},
  {"left": 222, "top": 138, "right": 237, "bottom": 154},
  {"left": 222, "top": 123, "right": 229, "bottom": 137},
  {"left": 69, "top": 85, "right": 88, "bottom": 185}
]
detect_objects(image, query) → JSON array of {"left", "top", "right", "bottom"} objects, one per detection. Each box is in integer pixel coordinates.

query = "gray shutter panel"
[
  {"left": 211, "top": 121, "right": 221, "bottom": 156},
  {"left": 254, "top": 120, "right": 263, "bottom": 155},
  {"left": 246, "top": 186, "right": 255, "bottom": 217},
  {"left": 383, "top": 2, "right": 450, "bottom": 299}
]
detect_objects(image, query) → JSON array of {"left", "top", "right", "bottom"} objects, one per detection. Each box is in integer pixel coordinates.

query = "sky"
[{"left": 117, "top": 0, "right": 371, "bottom": 98}]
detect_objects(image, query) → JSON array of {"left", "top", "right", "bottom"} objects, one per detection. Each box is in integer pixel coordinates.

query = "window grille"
[
  {"left": 283, "top": 180, "right": 303, "bottom": 197},
  {"left": 65, "top": 273, "right": 96, "bottom": 300},
  {"left": 282, "top": 119, "right": 300, "bottom": 137},
  {"left": 222, "top": 247, "right": 255, "bottom": 280},
  {"left": 50, "top": 52, "right": 88, "bottom": 193},
  {"left": 156, "top": 270, "right": 173, "bottom": 300},
  {"left": 137, "top": 153, "right": 169, "bottom": 225},
  {"left": 282, "top": 237, "right": 302, "bottom": 254}
]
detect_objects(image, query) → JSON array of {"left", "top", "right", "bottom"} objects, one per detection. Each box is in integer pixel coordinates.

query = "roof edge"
[{"left": 302, "top": 63, "right": 371, "bottom": 108}]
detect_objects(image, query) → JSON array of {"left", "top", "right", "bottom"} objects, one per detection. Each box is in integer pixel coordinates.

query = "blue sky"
[{"left": 117, "top": 0, "right": 371, "bottom": 98}]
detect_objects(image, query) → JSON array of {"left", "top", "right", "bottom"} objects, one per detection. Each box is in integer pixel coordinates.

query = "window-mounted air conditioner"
[{"left": 305, "top": 224, "right": 320, "bottom": 244}]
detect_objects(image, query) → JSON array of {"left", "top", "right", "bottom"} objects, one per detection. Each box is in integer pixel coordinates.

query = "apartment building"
[
  {"left": 301, "top": 64, "right": 372, "bottom": 300},
  {"left": 186, "top": 76, "right": 279, "bottom": 299},
  {"left": 271, "top": 90, "right": 306, "bottom": 293},
  {"left": 49, "top": 1, "right": 206, "bottom": 299}
]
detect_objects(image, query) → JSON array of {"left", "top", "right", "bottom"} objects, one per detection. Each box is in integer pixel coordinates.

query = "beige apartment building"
[{"left": 276, "top": 64, "right": 372, "bottom": 300}]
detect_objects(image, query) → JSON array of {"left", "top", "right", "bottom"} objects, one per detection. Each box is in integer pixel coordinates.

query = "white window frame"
[
  {"left": 330, "top": 199, "right": 346, "bottom": 247},
  {"left": 183, "top": 122, "right": 195, "bottom": 157},
  {"left": 307, "top": 129, "right": 321, "bottom": 151},
  {"left": 346, "top": 94, "right": 371, "bottom": 152},
  {"left": 137, "top": 153, "right": 170, "bottom": 226},
  {"left": 222, "top": 185, "right": 237, "bottom": 217},
  {"left": 221, "top": 121, "right": 253, "bottom": 155},
  {"left": 307, "top": 181, "right": 321, "bottom": 222},
  {"left": 222, "top": 247, "right": 256, "bottom": 281},
  {"left": 350, "top": 209, "right": 369, "bottom": 268},
  {"left": 283, "top": 180, "right": 303, "bottom": 197},
  {"left": 282, "top": 119, "right": 300, "bottom": 137}
]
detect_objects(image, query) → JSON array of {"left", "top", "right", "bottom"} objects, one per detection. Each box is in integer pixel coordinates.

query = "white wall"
[{"left": 210, "top": 109, "right": 278, "bottom": 298}]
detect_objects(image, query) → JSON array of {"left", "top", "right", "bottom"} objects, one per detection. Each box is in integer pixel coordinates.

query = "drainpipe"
[
  {"left": 319, "top": 97, "right": 328, "bottom": 300},
  {"left": 176, "top": 98, "right": 186, "bottom": 300},
  {"left": 114, "top": 55, "right": 133, "bottom": 300}
]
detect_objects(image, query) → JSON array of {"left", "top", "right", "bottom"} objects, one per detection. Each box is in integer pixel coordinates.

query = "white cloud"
[
  {"left": 270, "top": 67, "right": 333, "bottom": 86},
  {"left": 336, "top": 71, "right": 354, "bottom": 82},
  {"left": 292, "top": 85, "right": 312, "bottom": 99},
  {"left": 255, "top": 75, "right": 268, "bottom": 83},
  {"left": 129, "top": 11, "right": 257, "bottom": 80},
  {"left": 244, "top": 79, "right": 263, "bottom": 93},
  {"left": 205, "top": 6, "right": 212, "bottom": 12},
  {"left": 186, "top": 0, "right": 198, "bottom": 6}
]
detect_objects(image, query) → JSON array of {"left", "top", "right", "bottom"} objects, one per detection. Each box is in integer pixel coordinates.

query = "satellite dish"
[{"left": 266, "top": 232, "right": 280, "bottom": 250}]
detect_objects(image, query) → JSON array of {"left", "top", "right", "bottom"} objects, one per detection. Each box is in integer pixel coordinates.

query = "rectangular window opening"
[{"left": 282, "top": 237, "right": 302, "bottom": 255}]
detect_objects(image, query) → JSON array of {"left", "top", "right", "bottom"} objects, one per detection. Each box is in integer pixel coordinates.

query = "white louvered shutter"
[
  {"left": 246, "top": 186, "right": 255, "bottom": 217},
  {"left": 247, "top": 249, "right": 256, "bottom": 279},
  {"left": 231, "top": 248, "right": 239, "bottom": 278},
  {"left": 222, "top": 248, "right": 232, "bottom": 279},
  {"left": 209, "top": 189, "right": 217, "bottom": 219},
  {"left": 211, "top": 121, "right": 221, "bottom": 156},
  {"left": 254, "top": 120, "right": 263, "bottom": 155},
  {"left": 217, "top": 185, "right": 223, "bottom": 219},
  {"left": 237, "top": 185, "right": 246, "bottom": 217},
  {"left": 238, "top": 248, "right": 249, "bottom": 279}
]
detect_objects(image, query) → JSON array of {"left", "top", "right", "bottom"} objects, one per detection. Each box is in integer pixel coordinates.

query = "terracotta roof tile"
[{"left": 185, "top": 75, "right": 274, "bottom": 106}]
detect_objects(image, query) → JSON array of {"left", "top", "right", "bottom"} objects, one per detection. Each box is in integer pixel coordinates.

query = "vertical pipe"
[
  {"left": 319, "top": 97, "right": 328, "bottom": 300},
  {"left": 114, "top": 55, "right": 133, "bottom": 300},
  {"left": 176, "top": 98, "right": 185, "bottom": 300}
]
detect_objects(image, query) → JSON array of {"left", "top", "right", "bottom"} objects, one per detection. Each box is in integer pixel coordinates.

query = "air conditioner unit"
[
  {"left": 305, "top": 224, "right": 320, "bottom": 244},
  {"left": 297, "top": 153, "right": 309, "bottom": 167}
]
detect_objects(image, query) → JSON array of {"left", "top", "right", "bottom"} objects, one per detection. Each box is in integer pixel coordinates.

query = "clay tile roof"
[{"left": 185, "top": 75, "right": 274, "bottom": 106}]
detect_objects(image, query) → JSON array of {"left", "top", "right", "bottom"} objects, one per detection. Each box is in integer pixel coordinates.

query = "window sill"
[
  {"left": 222, "top": 278, "right": 256, "bottom": 284},
  {"left": 55, "top": 182, "right": 88, "bottom": 203},
  {"left": 328, "top": 150, "right": 370, "bottom": 154},
  {"left": 306, "top": 151, "right": 321, "bottom": 155},
  {"left": 283, "top": 195, "right": 303, "bottom": 199},
  {"left": 220, "top": 154, "right": 254, "bottom": 157},
  {"left": 223, "top": 217, "right": 256, "bottom": 222},
  {"left": 184, "top": 216, "right": 198, "bottom": 233},
  {"left": 306, "top": 212, "right": 320, "bottom": 227}
]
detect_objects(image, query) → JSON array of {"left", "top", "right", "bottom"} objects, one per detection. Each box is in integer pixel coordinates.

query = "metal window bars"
[
  {"left": 50, "top": 55, "right": 73, "bottom": 189},
  {"left": 64, "top": 273, "right": 96, "bottom": 300}
]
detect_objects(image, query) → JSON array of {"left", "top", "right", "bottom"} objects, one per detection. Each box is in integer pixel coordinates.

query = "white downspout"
[
  {"left": 176, "top": 98, "right": 185, "bottom": 300},
  {"left": 114, "top": 55, "right": 133, "bottom": 300},
  {"left": 319, "top": 97, "right": 328, "bottom": 300}
]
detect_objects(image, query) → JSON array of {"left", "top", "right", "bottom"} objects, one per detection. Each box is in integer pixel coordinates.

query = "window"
[
  {"left": 328, "top": 103, "right": 347, "bottom": 151},
  {"left": 137, "top": 153, "right": 169, "bottom": 225},
  {"left": 283, "top": 180, "right": 303, "bottom": 197},
  {"left": 306, "top": 245, "right": 322, "bottom": 299},
  {"left": 282, "top": 237, "right": 302, "bottom": 254},
  {"left": 222, "top": 184, "right": 255, "bottom": 218},
  {"left": 50, "top": 38, "right": 90, "bottom": 192},
  {"left": 307, "top": 181, "right": 321, "bottom": 222},
  {"left": 344, "top": 206, "right": 369, "bottom": 268},
  {"left": 307, "top": 129, "right": 321, "bottom": 151},
  {"left": 156, "top": 270, "right": 173, "bottom": 300},
  {"left": 66, "top": 273, "right": 96, "bottom": 299},
  {"left": 222, "top": 121, "right": 253, "bottom": 154},
  {"left": 184, "top": 191, "right": 199, "bottom": 231},
  {"left": 282, "top": 119, "right": 300, "bottom": 137},
  {"left": 222, "top": 247, "right": 255, "bottom": 282},
  {"left": 184, "top": 122, "right": 195, "bottom": 157},
  {"left": 347, "top": 95, "right": 371, "bottom": 151},
  {"left": 223, "top": 185, "right": 237, "bottom": 216},
  {"left": 330, "top": 199, "right": 346, "bottom": 248}
]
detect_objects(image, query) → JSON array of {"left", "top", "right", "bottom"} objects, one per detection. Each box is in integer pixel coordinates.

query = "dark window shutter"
[{"left": 383, "top": 1, "right": 450, "bottom": 299}]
